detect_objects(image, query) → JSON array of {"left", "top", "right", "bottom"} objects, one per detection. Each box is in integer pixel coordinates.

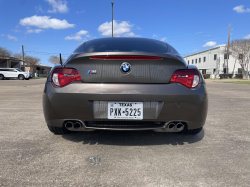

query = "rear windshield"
[{"left": 73, "top": 38, "right": 169, "bottom": 53}]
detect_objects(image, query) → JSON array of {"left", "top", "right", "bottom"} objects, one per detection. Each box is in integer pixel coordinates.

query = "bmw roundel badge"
[{"left": 120, "top": 62, "right": 131, "bottom": 73}]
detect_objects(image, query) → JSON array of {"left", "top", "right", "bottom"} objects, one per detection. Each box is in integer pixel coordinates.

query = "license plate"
[{"left": 108, "top": 102, "right": 143, "bottom": 120}]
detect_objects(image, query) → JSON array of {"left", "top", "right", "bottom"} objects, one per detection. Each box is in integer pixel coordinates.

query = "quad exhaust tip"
[
  {"left": 167, "top": 122, "right": 185, "bottom": 132},
  {"left": 167, "top": 123, "right": 176, "bottom": 131},
  {"left": 73, "top": 122, "right": 82, "bottom": 130},
  {"left": 65, "top": 121, "right": 82, "bottom": 131},
  {"left": 176, "top": 122, "right": 184, "bottom": 131},
  {"left": 65, "top": 121, "right": 74, "bottom": 130}
]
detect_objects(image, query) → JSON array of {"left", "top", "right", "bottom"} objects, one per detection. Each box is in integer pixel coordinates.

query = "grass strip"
[{"left": 220, "top": 81, "right": 250, "bottom": 84}]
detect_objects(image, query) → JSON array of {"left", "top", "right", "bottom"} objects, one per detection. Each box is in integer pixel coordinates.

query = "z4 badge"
[{"left": 87, "top": 70, "right": 97, "bottom": 74}]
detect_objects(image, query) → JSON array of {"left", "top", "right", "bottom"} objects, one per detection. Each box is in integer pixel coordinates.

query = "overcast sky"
[{"left": 1, "top": 0, "right": 250, "bottom": 66}]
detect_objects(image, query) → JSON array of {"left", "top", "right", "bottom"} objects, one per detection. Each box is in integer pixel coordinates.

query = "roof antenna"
[{"left": 59, "top": 53, "right": 63, "bottom": 66}]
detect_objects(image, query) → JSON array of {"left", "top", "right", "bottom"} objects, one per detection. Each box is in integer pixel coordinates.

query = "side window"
[
  {"left": 192, "top": 59, "right": 194, "bottom": 64},
  {"left": 224, "top": 54, "right": 229, "bottom": 59},
  {"left": 199, "top": 58, "right": 201, "bottom": 63},
  {"left": 214, "top": 54, "right": 217, "bottom": 60},
  {"left": 238, "top": 68, "right": 242, "bottom": 74},
  {"left": 195, "top": 59, "right": 197, "bottom": 64},
  {"left": 204, "top": 57, "right": 206, "bottom": 62},
  {"left": 188, "top": 60, "right": 189, "bottom": 65}
]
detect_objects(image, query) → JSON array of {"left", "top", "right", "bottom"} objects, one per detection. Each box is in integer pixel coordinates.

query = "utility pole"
[
  {"left": 111, "top": 2, "right": 114, "bottom": 37},
  {"left": 22, "top": 45, "right": 25, "bottom": 71},
  {"left": 226, "top": 24, "right": 231, "bottom": 74}
]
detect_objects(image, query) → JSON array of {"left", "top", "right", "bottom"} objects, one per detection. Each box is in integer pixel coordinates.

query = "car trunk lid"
[{"left": 65, "top": 53, "right": 187, "bottom": 83}]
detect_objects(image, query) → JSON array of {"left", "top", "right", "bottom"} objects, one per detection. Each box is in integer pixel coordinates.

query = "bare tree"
[
  {"left": 13, "top": 53, "right": 23, "bottom": 59},
  {"left": 232, "top": 59, "right": 237, "bottom": 77},
  {"left": 48, "top": 55, "right": 65, "bottom": 65},
  {"left": 229, "top": 39, "right": 250, "bottom": 79},
  {"left": 25, "top": 56, "right": 40, "bottom": 74},
  {"left": 0, "top": 46, "right": 12, "bottom": 67}
]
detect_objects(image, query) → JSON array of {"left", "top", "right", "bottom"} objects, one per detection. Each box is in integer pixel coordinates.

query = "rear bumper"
[{"left": 43, "top": 82, "right": 208, "bottom": 130}]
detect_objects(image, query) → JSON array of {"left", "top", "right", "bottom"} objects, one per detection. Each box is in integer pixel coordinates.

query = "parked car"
[
  {"left": 27, "top": 70, "right": 33, "bottom": 78},
  {"left": 43, "top": 37, "right": 208, "bottom": 135},
  {"left": 0, "top": 68, "right": 30, "bottom": 80}
]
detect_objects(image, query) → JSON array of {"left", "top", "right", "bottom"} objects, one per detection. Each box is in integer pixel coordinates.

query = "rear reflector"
[
  {"left": 170, "top": 70, "right": 200, "bottom": 89},
  {"left": 52, "top": 68, "right": 82, "bottom": 87},
  {"left": 89, "top": 56, "right": 162, "bottom": 60}
]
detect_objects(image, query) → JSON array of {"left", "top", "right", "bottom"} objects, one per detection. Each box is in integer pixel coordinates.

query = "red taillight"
[
  {"left": 89, "top": 56, "right": 162, "bottom": 60},
  {"left": 170, "top": 70, "right": 200, "bottom": 89},
  {"left": 52, "top": 68, "right": 82, "bottom": 87}
]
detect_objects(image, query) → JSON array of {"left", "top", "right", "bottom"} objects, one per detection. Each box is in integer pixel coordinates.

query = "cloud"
[
  {"left": 202, "top": 41, "right": 216, "bottom": 47},
  {"left": 153, "top": 34, "right": 158, "bottom": 37},
  {"left": 233, "top": 5, "right": 250, "bottom": 13},
  {"left": 1, "top": 34, "right": 5, "bottom": 36},
  {"left": 195, "top": 32, "right": 203, "bottom": 34},
  {"left": 7, "top": 35, "right": 18, "bottom": 41},
  {"left": 193, "top": 49, "right": 198, "bottom": 52},
  {"left": 26, "top": 29, "right": 44, "bottom": 34},
  {"left": 35, "top": 5, "right": 43, "bottom": 13},
  {"left": 12, "top": 29, "right": 21, "bottom": 33},
  {"left": 77, "top": 10, "right": 84, "bottom": 13},
  {"left": 160, "top": 37, "right": 167, "bottom": 42},
  {"left": 244, "top": 34, "right": 250, "bottom": 39},
  {"left": 98, "top": 20, "right": 137, "bottom": 37},
  {"left": 19, "top": 15, "right": 75, "bottom": 29},
  {"left": 46, "top": 0, "right": 69, "bottom": 13},
  {"left": 123, "top": 32, "right": 141, "bottom": 37},
  {"left": 65, "top": 30, "right": 89, "bottom": 41}
]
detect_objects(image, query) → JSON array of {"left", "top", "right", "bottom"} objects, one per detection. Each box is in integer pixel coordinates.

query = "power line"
[{"left": 25, "top": 50, "right": 70, "bottom": 56}]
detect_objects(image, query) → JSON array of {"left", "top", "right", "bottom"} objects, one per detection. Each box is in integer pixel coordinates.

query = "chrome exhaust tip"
[
  {"left": 65, "top": 121, "right": 74, "bottom": 130},
  {"left": 167, "top": 123, "right": 176, "bottom": 131},
  {"left": 176, "top": 122, "right": 184, "bottom": 131},
  {"left": 73, "top": 122, "right": 82, "bottom": 130}
]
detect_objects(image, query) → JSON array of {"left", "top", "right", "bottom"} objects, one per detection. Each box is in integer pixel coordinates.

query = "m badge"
[{"left": 87, "top": 70, "right": 97, "bottom": 74}]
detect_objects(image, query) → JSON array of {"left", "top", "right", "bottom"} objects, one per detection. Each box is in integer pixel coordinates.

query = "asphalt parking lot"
[{"left": 0, "top": 79, "right": 249, "bottom": 187}]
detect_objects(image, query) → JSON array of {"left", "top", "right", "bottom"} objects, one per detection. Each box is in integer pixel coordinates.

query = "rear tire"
[
  {"left": 0, "top": 74, "right": 4, "bottom": 80},
  {"left": 18, "top": 75, "right": 25, "bottom": 80},
  {"left": 47, "top": 124, "right": 70, "bottom": 134},
  {"left": 180, "top": 126, "right": 203, "bottom": 135}
]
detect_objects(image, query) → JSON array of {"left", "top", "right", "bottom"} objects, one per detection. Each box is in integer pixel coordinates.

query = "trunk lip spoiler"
[
  {"left": 68, "top": 52, "right": 186, "bottom": 65},
  {"left": 89, "top": 55, "right": 163, "bottom": 60}
]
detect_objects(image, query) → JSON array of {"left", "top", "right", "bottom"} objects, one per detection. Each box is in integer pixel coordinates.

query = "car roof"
[
  {"left": 84, "top": 37, "right": 167, "bottom": 44},
  {"left": 74, "top": 37, "right": 172, "bottom": 54}
]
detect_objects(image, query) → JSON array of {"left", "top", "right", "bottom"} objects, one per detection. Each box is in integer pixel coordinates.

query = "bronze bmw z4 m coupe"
[{"left": 43, "top": 38, "right": 208, "bottom": 135}]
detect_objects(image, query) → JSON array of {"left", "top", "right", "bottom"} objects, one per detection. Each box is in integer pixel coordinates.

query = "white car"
[{"left": 0, "top": 68, "right": 30, "bottom": 80}]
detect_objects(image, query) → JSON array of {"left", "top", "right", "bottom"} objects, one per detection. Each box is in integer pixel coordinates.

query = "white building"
[{"left": 183, "top": 45, "right": 244, "bottom": 76}]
